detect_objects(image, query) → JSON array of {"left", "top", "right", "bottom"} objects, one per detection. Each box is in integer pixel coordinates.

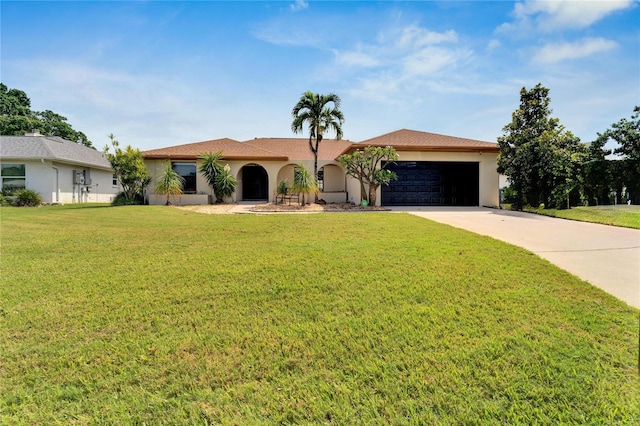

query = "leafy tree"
[
  {"left": 156, "top": 161, "right": 185, "bottom": 205},
  {"left": 291, "top": 91, "right": 345, "bottom": 201},
  {"left": 104, "top": 134, "right": 150, "bottom": 204},
  {"left": 0, "top": 83, "right": 40, "bottom": 135},
  {"left": 198, "top": 151, "right": 236, "bottom": 203},
  {"left": 292, "top": 163, "right": 318, "bottom": 206},
  {"left": 603, "top": 106, "right": 640, "bottom": 204},
  {"left": 0, "top": 83, "right": 93, "bottom": 147},
  {"left": 36, "top": 110, "right": 92, "bottom": 147},
  {"left": 338, "top": 146, "right": 398, "bottom": 206},
  {"left": 582, "top": 133, "right": 612, "bottom": 205},
  {"left": 497, "top": 84, "right": 584, "bottom": 209}
]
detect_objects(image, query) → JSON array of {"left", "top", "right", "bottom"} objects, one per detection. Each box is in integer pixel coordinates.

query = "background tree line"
[
  {"left": 498, "top": 84, "right": 638, "bottom": 209},
  {"left": 0, "top": 83, "right": 93, "bottom": 147}
]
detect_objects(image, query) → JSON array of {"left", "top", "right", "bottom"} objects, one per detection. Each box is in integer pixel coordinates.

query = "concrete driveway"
[{"left": 391, "top": 207, "right": 640, "bottom": 309}]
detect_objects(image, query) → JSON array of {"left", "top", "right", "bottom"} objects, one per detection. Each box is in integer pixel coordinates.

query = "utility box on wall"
[
  {"left": 73, "top": 170, "right": 85, "bottom": 184},
  {"left": 72, "top": 169, "right": 91, "bottom": 185}
]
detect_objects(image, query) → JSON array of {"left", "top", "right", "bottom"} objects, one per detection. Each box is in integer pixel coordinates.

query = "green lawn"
[
  {"left": 1, "top": 205, "right": 639, "bottom": 424},
  {"left": 520, "top": 205, "right": 640, "bottom": 229}
]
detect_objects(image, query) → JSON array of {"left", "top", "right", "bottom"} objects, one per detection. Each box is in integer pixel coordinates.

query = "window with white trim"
[{"left": 1, "top": 164, "right": 26, "bottom": 194}]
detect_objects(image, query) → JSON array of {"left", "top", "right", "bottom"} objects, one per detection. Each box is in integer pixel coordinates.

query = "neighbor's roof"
[
  {"left": 141, "top": 138, "right": 288, "bottom": 161},
  {"left": 347, "top": 129, "right": 499, "bottom": 153},
  {"left": 245, "top": 138, "right": 353, "bottom": 161},
  {"left": 0, "top": 135, "right": 112, "bottom": 169}
]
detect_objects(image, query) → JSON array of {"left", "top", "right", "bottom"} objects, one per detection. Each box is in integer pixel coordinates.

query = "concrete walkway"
[{"left": 390, "top": 207, "right": 640, "bottom": 309}]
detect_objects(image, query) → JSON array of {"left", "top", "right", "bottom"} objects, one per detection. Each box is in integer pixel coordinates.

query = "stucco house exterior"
[
  {"left": 141, "top": 129, "right": 500, "bottom": 207},
  {"left": 0, "top": 133, "right": 119, "bottom": 204}
]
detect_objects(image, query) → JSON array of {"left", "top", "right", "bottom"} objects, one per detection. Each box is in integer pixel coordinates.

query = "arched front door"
[{"left": 241, "top": 164, "right": 268, "bottom": 200}]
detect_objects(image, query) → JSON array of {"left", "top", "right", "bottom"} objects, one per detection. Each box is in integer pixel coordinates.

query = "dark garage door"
[{"left": 382, "top": 161, "right": 479, "bottom": 206}]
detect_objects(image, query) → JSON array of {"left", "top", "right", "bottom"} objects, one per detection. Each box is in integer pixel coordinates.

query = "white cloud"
[
  {"left": 533, "top": 37, "right": 618, "bottom": 64},
  {"left": 331, "top": 24, "right": 470, "bottom": 103},
  {"left": 506, "top": 0, "right": 635, "bottom": 32},
  {"left": 348, "top": 73, "right": 402, "bottom": 103},
  {"left": 397, "top": 26, "right": 458, "bottom": 48},
  {"left": 333, "top": 49, "right": 381, "bottom": 68},
  {"left": 487, "top": 39, "right": 501, "bottom": 50},
  {"left": 290, "top": 0, "right": 308, "bottom": 12},
  {"left": 403, "top": 47, "right": 470, "bottom": 76}
]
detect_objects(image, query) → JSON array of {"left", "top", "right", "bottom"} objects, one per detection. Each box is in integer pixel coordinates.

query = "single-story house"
[
  {"left": 0, "top": 132, "right": 119, "bottom": 204},
  {"left": 141, "top": 129, "right": 500, "bottom": 207}
]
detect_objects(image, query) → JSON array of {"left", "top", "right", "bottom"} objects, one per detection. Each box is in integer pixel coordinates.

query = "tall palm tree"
[
  {"left": 156, "top": 161, "right": 185, "bottom": 205},
  {"left": 291, "top": 91, "right": 344, "bottom": 201}
]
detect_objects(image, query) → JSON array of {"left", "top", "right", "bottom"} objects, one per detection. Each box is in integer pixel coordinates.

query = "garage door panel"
[{"left": 382, "top": 161, "right": 479, "bottom": 206}]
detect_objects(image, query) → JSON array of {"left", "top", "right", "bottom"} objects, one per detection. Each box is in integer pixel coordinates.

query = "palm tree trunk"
[{"left": 313, "top": 136, "right": 319, "bottom": 203}]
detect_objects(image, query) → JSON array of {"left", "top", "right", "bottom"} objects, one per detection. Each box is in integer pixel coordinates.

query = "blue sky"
[{"left": 2, "top": 1, "right": 638, "bottom": 151}]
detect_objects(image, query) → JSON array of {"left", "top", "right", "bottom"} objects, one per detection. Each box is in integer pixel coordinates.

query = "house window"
[
  {"left": 172, "top": 162, "right": 196, "bottom": 193},
  {"left": 317, "top": 167, "right": 324, "bottom": 192},
  {"left": 1, "top": 164, "right": 26, "bottom": 194},
  {"left": 112, "top": 173, "right": 118, "bottom": 187}
]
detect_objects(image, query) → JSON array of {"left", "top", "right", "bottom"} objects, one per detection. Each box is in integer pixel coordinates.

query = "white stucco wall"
[{"left": 2, "top": 159, "right": 118, "bottom": 204}]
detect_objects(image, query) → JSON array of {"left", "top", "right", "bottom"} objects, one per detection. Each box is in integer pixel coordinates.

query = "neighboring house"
[
  {"left": 0, "top": 132, "right": 119, "bottom": 204},
  {"left": 141, "top": 129, "right": 500, "bottom": 207}
]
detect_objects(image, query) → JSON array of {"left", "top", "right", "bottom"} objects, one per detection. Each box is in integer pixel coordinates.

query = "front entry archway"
[{"left": 241, "top": 164, "right": 268, "bottom": 200}]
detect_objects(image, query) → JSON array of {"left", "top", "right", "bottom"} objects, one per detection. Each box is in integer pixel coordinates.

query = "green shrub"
[
  {"left": 12, "top": 189, "right": 42, "bottom": 207},
  {"left": 0, "top": 193, "right": 12, "bottom": 206},
  {"left": 111, "top": 191, "right": 144, "bottom": 206}
]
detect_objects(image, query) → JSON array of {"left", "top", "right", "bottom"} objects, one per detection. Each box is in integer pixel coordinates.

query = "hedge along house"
[
  {"left": 141, "top": 137, "right": 352, "bottom": 205},
  {"left": 141, "top": 129, "right": 500, "bottom": 207},
  {"left": 344, "top": 129, "right": 501, "bottom": 207},
  {"left": 0, "top": 132, "right": 119, "bottom": 204}
]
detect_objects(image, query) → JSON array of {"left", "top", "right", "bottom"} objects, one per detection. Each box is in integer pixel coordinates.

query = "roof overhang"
[
  {"left": 142, "top": 154, "right": 289, "bottom": 161},
  {"left": 337, "top": 144, "right": 499, "bottom": 158}
]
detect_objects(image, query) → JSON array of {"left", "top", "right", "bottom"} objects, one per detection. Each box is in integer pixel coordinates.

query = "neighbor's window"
[
  {"left": 1, "top": 164, "right": 26, "bottom": 194},
  {"left": 112, "top": 173, "right": 118, "bottom": 187},
  {"left": 172, "top": 162, "right": 196, "bottom": 193}
]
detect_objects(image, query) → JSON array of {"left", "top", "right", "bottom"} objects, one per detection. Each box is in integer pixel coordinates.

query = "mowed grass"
[
  {"left": 523, "top": 205, "right": 640, "bottom": 229},
  {"left": 1, "top": 205, "right": 639, "bottom": 424}
]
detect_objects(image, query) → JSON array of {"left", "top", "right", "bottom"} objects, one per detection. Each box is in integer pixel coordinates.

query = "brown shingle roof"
[
  {"left": 141, "top": 138, "right": 287, "bottom": 160},
  {"left": 351, "top": 129, "right": 499, "bottom": 153},
  {"left": 244, "top": 138, "right": 353, "bottom": 161},
  {"left": 141, "top": 129, "right": 498, "bottom": 161}
]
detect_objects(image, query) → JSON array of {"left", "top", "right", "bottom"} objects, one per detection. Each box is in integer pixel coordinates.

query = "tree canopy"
[
  {"left": 291, "top": 91, "right": 344, "bottom": 202},
  {"left": 0, "top": 83, "right": 93, "bottom": 147},
  {"left": 338, "top": 146, "right": 398, "bottom": 206},
  {"left": 497, "top": 84, "right": 585, "bottom": 209},
  {"left": 599, "top": 106, "right": 640, "bottom": 204},
  {"left": 104, "top": 134, "right": 150, "bottom": 204}
]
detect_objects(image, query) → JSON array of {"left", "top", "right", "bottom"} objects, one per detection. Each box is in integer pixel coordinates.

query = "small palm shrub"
[
  {"left": 12, "top": 189, "right": 43, "bottom": 207},
  {"left": 156, "top": 162, "right": 185, "bottom": 205},
  {"left": 292, "top": 163, "right": 318, "bottom": 206},
  {"left": 214, "top": 164, "right": 237, "bottom": 203},
  {"left": 199, "top": 151, "right": 223, "bottom": 202}
]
